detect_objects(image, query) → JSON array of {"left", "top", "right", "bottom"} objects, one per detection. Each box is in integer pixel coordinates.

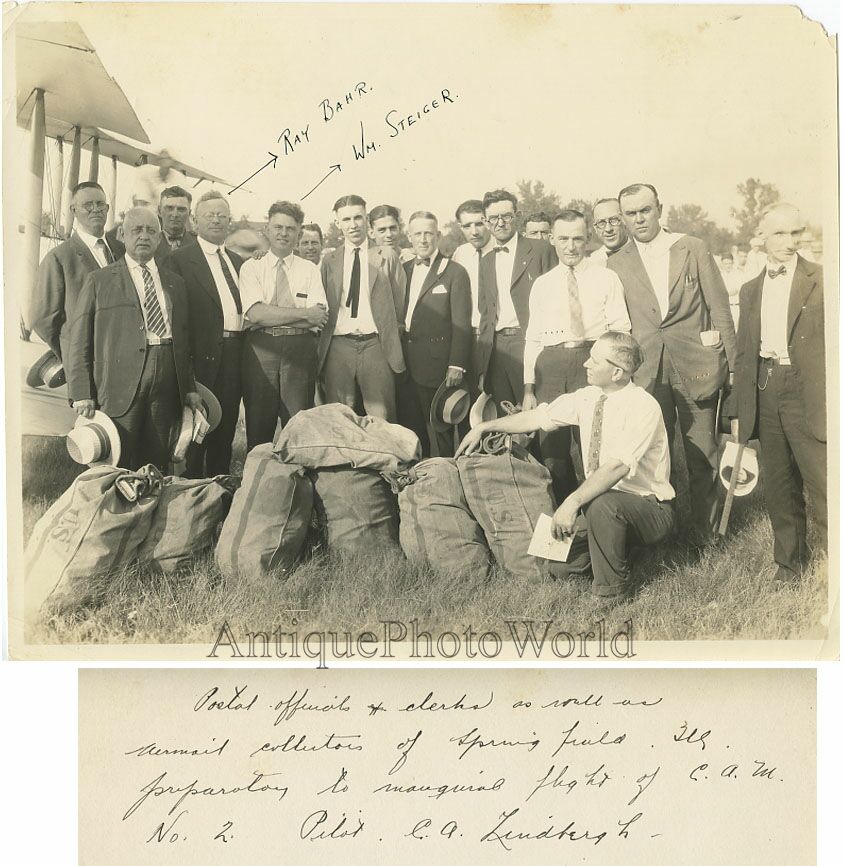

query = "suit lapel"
[
  {"left": 618, "top": 241, "right": 662, "bottom": 313},
  {"left": 330, "top": 247, "right": 346, "bottom": 308},
  {"left": 667, "top": 238, "right": 690, "bottom": 312},
  {"left": 745, "top": 270, "right": 765, "bottom": 348},
  {"left": 787, "top": 255, "right": 818, "bottom": 340},
  {"left": 71, "top": 232, "right": 100, "bottom": 271},
  {"left": 367, "top": 245, "right": 382, "bottom": 292},
  {"left": 417, "top": 253, "right": 444, "bottom": 301},
  {"left": 159, "top": 267, "right": 176, "bottom": 324},
  {"left": 118, "top": 260, "right": 143, "bottom": 316},
  {"left": 193, "top": 245, "right": 223, "bottom": 312},
  {"left": 510, "top": 235, "right": 532, "bottom": 290}
]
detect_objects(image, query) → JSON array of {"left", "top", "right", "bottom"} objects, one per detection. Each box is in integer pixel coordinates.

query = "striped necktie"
[
  {"left": 140, "top": 264, "right": 167, "bottom": 337},
  {"left": 567, "top": 266, "right": 586, "bottom": 339},
  {"left": 216, "top": 248, "right": 243, "bottom": 313},
  {"left": 585, "top": 393, "right": 608, "bottom": 475}
]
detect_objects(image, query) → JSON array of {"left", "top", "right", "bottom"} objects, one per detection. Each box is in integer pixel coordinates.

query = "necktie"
[
  {"left": 347, "top": 247, "right": 361, "bottom": 318},
  {"left": 166, "top": 234, "right": 182, "bottom": 250},
  {"left": 767, "top": 265, "right": 787, "bottom": 279},
  {"left": 273, "top": 258, "right": 296, "bottom": 307},
  {"left": 586, "top": 394, "right": 608, "bottom": 475},
  {"left": 140, "top": 265, "right": 167, "bottom": 337},
  {"left": 567, "top": 266, "right": 586, "bottom": 339},
  {"left": 494, "top": 245, "right": 509, "bottom": 254},
  {"left": 415, "top": 257, "right": 431, "bottom": 267},
  {"left": 96, "top": 238, "right": 114, "bottom": 265},
  {"left": 216, "top": 248, "right": 243, "bottom": 314}
]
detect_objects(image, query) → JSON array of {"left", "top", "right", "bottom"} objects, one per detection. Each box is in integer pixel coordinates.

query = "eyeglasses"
[
  {"left": 594, "top": 217, "right": 622, "bottom": 230},
  {"left": 201, "top": 212, "right": 230, "bottom": 222},
  {"left": 77, "top": 201, "right": 109, "bottom": 213},
  {"left": 485, "top": 214, "right": 515, "bottom": 225}
]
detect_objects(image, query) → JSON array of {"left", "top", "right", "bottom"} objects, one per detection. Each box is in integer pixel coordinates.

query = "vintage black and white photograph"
[{"left": 4, "top": 1, "right": 838, "bottom": 658}]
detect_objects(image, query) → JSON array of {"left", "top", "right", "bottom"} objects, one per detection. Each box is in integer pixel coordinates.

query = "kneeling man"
[{"left": 457, "top": 331, "right": 675, "bottom": 602}]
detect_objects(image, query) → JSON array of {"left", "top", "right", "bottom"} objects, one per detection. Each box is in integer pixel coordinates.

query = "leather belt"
[
  {"left": 496, "top": 327, "right": 522, "bottom": 337},
  {"left": 146, "top": 337, "right": 172, "bottom": 346},
  {"left": 259, "top": 326, "right": 312, "bottom": 336},
  {"left": 759, "top": 355, "right": 791, "bottom": 366},
  {"left": 223, "top": 330, "right": 245, "bottom": 338},
  {"left": 338, "top": 332, "right": 377, "bottom": 341},
  {"left": 546, "top": 339, "right": 594, "bottom": 350}
]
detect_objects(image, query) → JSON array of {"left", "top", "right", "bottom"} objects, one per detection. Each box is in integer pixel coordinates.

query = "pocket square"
[{"left": 432, "top": 286, "right": 448, "bottom": 294}]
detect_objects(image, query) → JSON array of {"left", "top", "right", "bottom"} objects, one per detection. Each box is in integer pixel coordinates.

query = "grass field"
[{"left": 20, "top": 431, "right": 829, "bottom": 648}]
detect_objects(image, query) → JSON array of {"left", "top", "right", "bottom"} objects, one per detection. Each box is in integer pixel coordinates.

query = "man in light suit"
[
  {"left": 29, "top": 181, "right": 124, "bottom": 365},
  {"left": 398, "top": 211, "right": 472, "bottom": 457},
  {"left": 318, "top": 194, "right": 406, "bottom": 421},
  {"left": 169, "top": 190, "right": 246, "bottom": 476},
  {"left": 475, "top": 188, "right": 557, "bottom": 412},
  {"left": 609, "top": 183, "right": 736, "bottom": 541},
  {"left": 724, "top": 203, "right": 826, "bottom": 583},
  {"left": 67, "top": 207, "right": 202, "bottom": 471}
]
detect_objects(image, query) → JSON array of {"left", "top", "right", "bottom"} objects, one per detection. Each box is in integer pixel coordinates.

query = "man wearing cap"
[
  {"left": 66, "top": 207, "right": 202, "bottom": 470},
  {"left": 319, "top": 194, "right": 406, "bottom": 421},
  {"left": 155, "top": 185, "right": 197, "bottom": 261},
  {"left": 398, "top": 211, "right": 471, "bottom": 457},
  {"left": 523, "top": 210, "right": 631, "bottom": 501},
  {"left": 589, "top": 198, "right": 629, "bottom": 268},
  {"left": 475, "top": 188, "right": 557, "bottom": 413},
  {"left": 458, "top": 331, "right": 674, "bottom": 604},
  {"left": 724, "top": 203, "right": 826, "bottom": 584},
  {"left": 169, "top": 190, "right": 246, "bottom": 476},
  {"left": 240, "top": 200, "right": 328, "bottom": 450},
  {"left": 29, "top": 181, "right": 125, "bottom": 368},
  {"left": 609, "top": 182, "right": 735, "bottom": 543}
]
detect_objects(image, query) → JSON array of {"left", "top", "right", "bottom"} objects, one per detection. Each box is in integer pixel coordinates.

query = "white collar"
[
  {"left": 634, "top": 228, "right": 680, "bottom": 256},
  {"left": 75, "top": 226, "right": 106, "bottom": 249},
  {"left": 124, "top": 253, "right": 158, "bottom": 274},
  {"left": 268, "top": 250, "right": 296, "bottom": 269},
  {"left": 197, "top": 235, "right": 224, "bottom": 256},
  {"left": 765, "top": 254, "right": 798, "bottom": 279},
  {"left": 345, "top": 240, "right": 369, "bottom": 255}
]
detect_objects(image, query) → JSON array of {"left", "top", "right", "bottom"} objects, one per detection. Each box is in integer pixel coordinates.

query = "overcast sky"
[{"left": 8, "top": 1, "right": 839, "bottom": 233}]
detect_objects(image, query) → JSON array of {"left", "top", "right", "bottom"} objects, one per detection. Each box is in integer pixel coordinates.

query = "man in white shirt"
[
  {"left": 240, "top": 201, "right": 329, "bottom": 450},
  {"left": 609, "top": 183, "right": 735, "bottom": 543},
  {"left": 523, "top": 210, "right": 631, "bottom": 500},
  {"left": 67, "top": 207, "right": 201, "bottom": 470},
  {"left": 318, "top": 194, "right": 407, "bottom": 421},
  {"left": 458, "top": 331, "right": 675, "bottom": 602},
  {"left": 30, "top": 182, "right": 125, "bottom": 365},
  {"left": 588, "top": 197, "right": 629, "bottom": 268},
  {"left": 169, "top": 191, "right": 247, "bottom": 475},
  {"left": 724, "top": 204, "right": 826, "bottom": 584}
]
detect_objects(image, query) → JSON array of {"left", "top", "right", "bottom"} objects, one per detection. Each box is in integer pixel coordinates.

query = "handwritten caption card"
[{"left": 79, "top": 668, "right": 814, "bottom": 864}]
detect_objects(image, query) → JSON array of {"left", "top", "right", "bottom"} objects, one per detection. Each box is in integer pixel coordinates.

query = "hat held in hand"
[
  {"left": 719, "top": 440, "right": 759, "bottom": 496},
  {"left": 26, "top": 350, "right": 66, "bottom": 389},
  {"left": 66, "top": 411, "right": 121, "bottom": 466},
  {"left": 430, "top": 380, "right": 471, "bottom": 433}
]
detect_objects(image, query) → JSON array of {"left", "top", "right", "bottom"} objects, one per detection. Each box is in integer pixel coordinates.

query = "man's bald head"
[
  {"left": 123, "top": 206, "right": 161, "bottom": 263},
  {"left": 757, "top": 203, "right": 805, "bottom": 265}
]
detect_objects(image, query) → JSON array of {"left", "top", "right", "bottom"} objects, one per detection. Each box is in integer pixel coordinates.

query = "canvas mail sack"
[
  {"left": 25, "top": 464, "right": 164, "bottom": 620},
  {"left": 274, "top": 403, "right": 421, "bottom": 473},
  {"left": 216, "top": 445, "right": 313, "bottom": 578},
  {"left": 138, "top": 476, "right": 237, "bottom": 573},
  {"left": 312, "top": 467, "right": 400, "bottom": 555},
  {"left": 398, "top": 458, "right": 491, "bottom": 574},
  {"left": 458, "top": 450, "right": 556, "bottom": 582}
]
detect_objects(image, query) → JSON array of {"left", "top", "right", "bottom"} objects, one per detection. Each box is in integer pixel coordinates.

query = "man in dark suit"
[
  {"left": 67, "top": 207, "right": 202, "bottom": 471},
  {"left": 318, "top": 194, "right": 406, "bottom": 421},
  {"left": 155, "top": 185, "right": 197, "bottom": 263},
  {"left": 398, "top": 211, "right": 471, "bottom": 457},
  {"left": 29, "top": 181, "right": 124, "bottom": 364},
  {"left": 608, "top": 183, "right": 736, "bottom": 541},
  {"left": 475, "top": 188, "right": 557, "bottom": 412},
  {"left": 169, "top": 190, "right": 245, "bottom": 476},
  {"left": 724, "top": 203, "right": 826, "bottom": 583}
]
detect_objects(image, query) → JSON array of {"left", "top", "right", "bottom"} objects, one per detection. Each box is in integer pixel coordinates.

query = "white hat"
[
  {"left": 719, "top": 441, "right": 759, "bottom": 496},
  {"left": 66, "top": 411, "right": 122, "bottom": 466},
  {"left": 469, "top": 392, "right": 498, "bottom": 429}
]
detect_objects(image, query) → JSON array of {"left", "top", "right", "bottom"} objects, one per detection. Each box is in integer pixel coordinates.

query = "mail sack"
[
  {"left": 274, "top": 403, "right": 421, "bottom": 473},
  {"left": 216, "top": 444, "right": 313, "bottom": 578},
  {"left": 398, "top": 458, "right": 490, "bottom": 574},
  {"left": 457, "top": 451, "right": 555, "bottom": 582},
  {"left": 138, "top": 476, "right": 237, "bottom": 573},
  {"left": 312, "top": 466, "right": 400, "bottom": 555},
  {"left": 25, "top": 464, "right": 163, "bottom": 619}
]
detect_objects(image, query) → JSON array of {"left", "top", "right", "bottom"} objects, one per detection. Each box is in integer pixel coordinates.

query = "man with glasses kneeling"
[{"left": 457, "top": 331, "right": 675, "bottom": 605}]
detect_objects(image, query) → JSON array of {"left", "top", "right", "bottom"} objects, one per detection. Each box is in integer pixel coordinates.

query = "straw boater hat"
[
  {"left": 26, "top": 350, "right": 66, "bottom": 389},
  {"left": 429, "top": 381, "right": 471, "bottom": 433},
  {"left": 468, "top": 391, "right": 498, "bottom": 429},
  {"left": 66, "top": 411, "right": 122, "bottom": 466},
  {"left": 719, "top": 440, "right": 759, "bottom": 497},
  {"left": 169, "top": 382, "right": 222, "bottom": 463}
]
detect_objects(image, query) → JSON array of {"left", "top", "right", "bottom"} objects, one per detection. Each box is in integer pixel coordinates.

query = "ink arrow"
[
  {"left": 302, "top": 164, "right": 342, "bottom": 200},
  {"left": 228, "top": 152, "right": 278, "bottom": 195}
]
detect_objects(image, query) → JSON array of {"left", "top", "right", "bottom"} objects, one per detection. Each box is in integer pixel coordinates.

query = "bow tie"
[
  {"left": 494, "top": 245, "right": 510, "bottom": 254},
  {"left": 767, "top": 265, "right": 787, "bottom": 279},
  {"left": 415, "top": 257, "right": 431, "bottom": 267}
]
